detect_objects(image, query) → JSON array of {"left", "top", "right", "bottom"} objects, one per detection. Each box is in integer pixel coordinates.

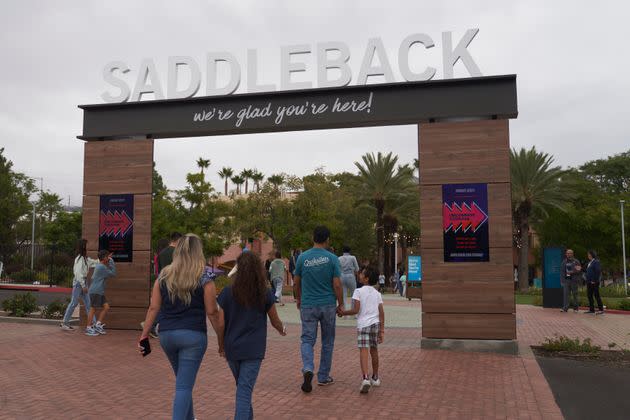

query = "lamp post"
[
  {"left": 393, "top": 232, "right": 399, "bottom": 277},
  {"left": 30, "top": 202, "right": 36, "bottom": 272},
  {"left": 621, "top": 200, "right": 627, "bottom": 295}
]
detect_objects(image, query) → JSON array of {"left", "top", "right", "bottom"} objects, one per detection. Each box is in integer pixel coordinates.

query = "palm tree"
[
  {"left": 231, "top": 175, "right": 245, "bottom": 194},
  {"left": 196, "top": 158, "right": 211, "bottom": 175},
  {"left": 218, "top": 167, "right": 233, "bottom": 195},
  {"left": 241, "top": 169, "right": 254, "bottom": 194},
  {"left": 354, "top": 152, "right": 416, "bottom": 274},
  {"left": 251, "top": 171, "right": 265, "bottom": 192},
  {"left": 267, "top": 174, "right": 284, "bottom": 192},
  {"left": 511, "top": 147, "right": 569, "bottom": 291}
]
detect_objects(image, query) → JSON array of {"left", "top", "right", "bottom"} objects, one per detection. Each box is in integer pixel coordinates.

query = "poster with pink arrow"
[
  {"left": 98, "top": 194, "right": 134, "bottom": 262},
  {"left": 442, "top": 183, "right": 489, "bottom": 262}
]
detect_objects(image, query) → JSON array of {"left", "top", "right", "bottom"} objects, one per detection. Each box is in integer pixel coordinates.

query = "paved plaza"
[{"left": 1, "top": 296, "right": 628, "bottom": 419}]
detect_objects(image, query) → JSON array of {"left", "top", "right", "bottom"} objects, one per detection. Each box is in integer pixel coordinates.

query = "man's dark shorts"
[{"left": 89, "top": 294, "right": 108, "bottom": 308}]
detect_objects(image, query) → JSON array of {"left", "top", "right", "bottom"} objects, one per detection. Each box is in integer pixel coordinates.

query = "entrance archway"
[{"left": 78, "top": 75, "right": 518, "bottom": 342}]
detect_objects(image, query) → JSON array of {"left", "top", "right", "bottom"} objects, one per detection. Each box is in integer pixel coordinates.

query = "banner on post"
[{"left": 98, "top": 194, "right": 134, "bottom": 262}]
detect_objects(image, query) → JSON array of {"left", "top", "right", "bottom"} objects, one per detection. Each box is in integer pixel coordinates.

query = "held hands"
[
  {"left": 218, "top": 344, "right": 225, "bottom": 358},
  {"left": 336, "top": 305, "right": 345, "bottom": 317},
  {"left": 278, "top": 325, "right": 287, "bottom": 336}
]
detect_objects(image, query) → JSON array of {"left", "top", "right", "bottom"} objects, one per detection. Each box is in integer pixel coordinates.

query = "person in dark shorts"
[{"left": 85, "top": 250, "right": 116, "bottom": 336}]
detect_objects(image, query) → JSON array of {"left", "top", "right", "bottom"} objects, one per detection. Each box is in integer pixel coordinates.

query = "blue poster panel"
[
  {"left": 98, "top": 194, "right": 134, "bottom": 262},
  {"left": 407, "top": 255, "right": 422, "bottom": 282},
  {"left": 442, "top": 183, "right": 489, "bottom": 262},
  {"left": 542, "top": 247, "right": 563, "bottom": 289}
]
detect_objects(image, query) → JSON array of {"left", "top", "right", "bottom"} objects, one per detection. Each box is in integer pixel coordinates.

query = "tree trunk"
[
  {"left": 224, "top": 179, "right": 228, "bottom": 195},
  {"left": 376, "top": 201, "right": 384, "bottom": 275},
  {"left": 518, "top": 218, "right": 530, "bottom": 292},
  {"left": 401, "top": 236, "right": 408, "bottom": 272},
  {"left": 245, "top": 180, "right": 249, "bottom": 194}
]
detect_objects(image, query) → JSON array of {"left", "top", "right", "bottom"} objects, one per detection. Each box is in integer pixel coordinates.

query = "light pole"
[
  {"left": 30, "top": 202, "right": 36, "bottom": 272},
  {"left": 393, "top": 232, "right": 399, "bottom": 277},
  {"left": 621, "top": 200, "right": 627, "bottom": 295}
]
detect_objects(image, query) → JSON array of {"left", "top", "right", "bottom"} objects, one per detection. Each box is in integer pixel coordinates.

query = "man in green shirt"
[{"left": 158, "top": 232, "right": 182, "bottom": 274}]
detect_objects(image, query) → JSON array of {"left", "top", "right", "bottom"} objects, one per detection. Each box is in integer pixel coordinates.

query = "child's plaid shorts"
[{"left": 357, "top": 322, "right": 380, "bottom": 348}]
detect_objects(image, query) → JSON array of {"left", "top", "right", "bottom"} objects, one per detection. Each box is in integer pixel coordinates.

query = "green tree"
[
  {"left": 218, "top": 167, "right": 233, "bottom": 195},
  {"left": 177, "top": 172, "right": 214, "bottom": 210},
  {"left": 579, "top": 150, "right": 630, "bottom": 195},
  {"left": 241, "top": 169, "right": 254, "bottom": 194},
  {"left": 196, "top": 157, "right": 211, "bottom": 175},
  {"left": 231, "top": 175, "right": 245, "bottom": 195},
  {"left": 267, "top": 174, "right": 284, "bottom": 192},
  {"left": 511, "top": 147, "right": 570, "bottom": 291},
  {"left": 42, "top": 211, "right": 82, "bottom": 254},
  {"left": 37, "top": 191, "right": 63, "bottom": 222},
  {"left": 251, "top": 170, "right": 264, "bottom": 192},
  {"left": 0, "top": 148, "right": 36, "bottom": 262},
  {"left": 354, "top": 152, "right": 416, "bottom": 273}
]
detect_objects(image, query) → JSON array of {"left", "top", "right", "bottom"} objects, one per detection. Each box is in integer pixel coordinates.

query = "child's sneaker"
[
  {"left": 360, "top": 378, "right": 371, "bottom": 394},
  {"left": 85, "top": 326, "right": 99, "bottom": 336},
  {"left": 371, "top": 377, "right": 381, "bottom": 387},
  {"left": 94, "top": 322, "right": 107, "bottom": 335}
]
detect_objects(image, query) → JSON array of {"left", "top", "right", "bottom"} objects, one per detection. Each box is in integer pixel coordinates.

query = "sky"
[{"left": 1, "top": 0, "right": 628, "bottom": 205}]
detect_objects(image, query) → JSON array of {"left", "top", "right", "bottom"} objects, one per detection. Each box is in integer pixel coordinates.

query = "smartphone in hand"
[{"left": 139, "top": 337, "right": 151, "bottom": 357}]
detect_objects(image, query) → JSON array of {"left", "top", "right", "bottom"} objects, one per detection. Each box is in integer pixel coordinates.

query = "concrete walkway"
[{"left": 2, "top": 298, "right": 627, "bottom": 419}]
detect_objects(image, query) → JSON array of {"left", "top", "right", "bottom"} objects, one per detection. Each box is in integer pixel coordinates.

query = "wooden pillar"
[
  {"left": 80, "top": 139, "right": 153, "bottom": 329},
  {"left": 419, "top": 120, "right": 515, "bottom": 340}
]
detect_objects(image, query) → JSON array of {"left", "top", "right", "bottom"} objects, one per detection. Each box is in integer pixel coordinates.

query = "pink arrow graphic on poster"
[{"left": 443, "top": 201, "right": 488, "bottom": 233}]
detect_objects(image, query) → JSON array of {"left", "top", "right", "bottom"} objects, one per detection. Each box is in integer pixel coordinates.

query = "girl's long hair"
[
  {"left": 75, "top": 239, "right": 88, "bottom": 259},
  {"left": 232, "top": 252, "right": 268, "bottom": 310},
  {"left": 158, "top": 233, "right": 205, "bottom": 306}
]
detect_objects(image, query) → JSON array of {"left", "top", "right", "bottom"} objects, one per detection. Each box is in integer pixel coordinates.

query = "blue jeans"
[
  {"left": 159, "top": 329, "right": 208, "bottom": 420},
  {"left": 341, "top": 274, "right": 356, "bottom": 310},
  {"left": 62, "top": 283, "right": 95, "bottom": 325},
  {"left": 300, "top": 305, "right": 337, "bottom": 382},
  {"left": 227, "top": 359, "right": 262, "bottom": 420}
]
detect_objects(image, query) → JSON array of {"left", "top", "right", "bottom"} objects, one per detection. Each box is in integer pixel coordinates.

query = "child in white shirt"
[{"left": 339, "top": 266, "right": 384, "bottom": 394}]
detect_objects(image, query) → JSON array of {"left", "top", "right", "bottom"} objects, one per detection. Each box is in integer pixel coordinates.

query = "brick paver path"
[{"left": 6, "top": 298, "right": 628, "bottom": 419}]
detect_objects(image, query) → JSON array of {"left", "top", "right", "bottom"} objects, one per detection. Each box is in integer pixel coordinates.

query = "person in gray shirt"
[
  {"left": 560, "top": 249, "right": 581, "bottom": 312},
  {"left": 338, "top": 245, "right": 360, "bottom": 310}
]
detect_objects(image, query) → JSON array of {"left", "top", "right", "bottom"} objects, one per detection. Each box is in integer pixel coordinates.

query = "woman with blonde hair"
[{"left": 138, "top": 233, "right": 222, "bottom": 420}]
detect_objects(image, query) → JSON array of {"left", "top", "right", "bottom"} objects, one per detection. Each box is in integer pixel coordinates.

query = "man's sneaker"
[
  {"left": 584, "top": 310, "right": 595, "bottom": 314},
  {"left": 560, "top": 309, "right": 568, "bottom": 312},
  {"left": 301, "top": 371, "right": 313, "bottom": 393},
  {"left": 149, "top": 328, "right": 159, "bottom": 339},
  {"left": 360, "top": 379, "right": 371, "bottom": 394},
  {"left": 371, "top": 377, "right": 381, "bottom": 387},
  {"left": 60, "top": 323, "right": 74, "bottom": 331},
  {"left": 318, "top": 377, "right": 334, "bottom": 386},
  {"left": 596, "top": 310, "right": 605, "bottom": 315},
  {"left": 94, "top": 322, "right": 106, "bottom": 335},
  {"left": 573, "top": 308, "right": 579, "bottom": 313},
  {"left": 85, "top": 326, "right": 99, "bottom": 336}
]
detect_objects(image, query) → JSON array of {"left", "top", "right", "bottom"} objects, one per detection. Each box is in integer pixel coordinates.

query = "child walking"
[
  {"left": 217, "top": 251, "right": 286, "bottom": 420},
  {"left": 339, "top": 266, "right": 384, "bottom": 394},
  {"left": 85, "top": 250, "right": 116, "bottom": 336}
]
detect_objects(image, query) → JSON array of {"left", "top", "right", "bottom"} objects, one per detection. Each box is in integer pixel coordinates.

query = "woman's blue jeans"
[
  {"left": 62, "top": 283, "right": 95, "bottom": 325},
  {"left": 227, "top": 358, "right": 263, "bottom": 420},
  {"left": 160, "top": 329, "right": 208, "bottom": 420}
]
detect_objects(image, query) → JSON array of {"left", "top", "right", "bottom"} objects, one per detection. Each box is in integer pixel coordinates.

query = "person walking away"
[
  {"left": 338, "top": 266, "right": 385, "bottom": 394},
  {"left": 400, "top": 270, "right": 407, "bottom": 298},
  {"left": 293, "top": 225, "right": 344, "bottom": 392},
  {"left": 338, "top": 245, "right": 360, "bottom": 311},
  {"left": 378, "top": 273, "right": 386, "bottom": 293},
  {"left": 397, "top": 269, "right": 405, "bottom": 297},
  {"left": 60, "top": 239, "right": 98, "bottom": 330},
  {"left": 585, "top": 250, "right": 604, "bottom": 314},
  {"left": 154, "top": 238, "right": 170, "bottom": 276},
  {"left": 85, "top": 250, "right": 116, "bottom": 336},
  {"left": 269, "top": 251, "right": 287, "bottom": 305},
  {"left": 138, "top": 234, "right": 222, "bottom": 420},
  {"left": 150, "top": 232, "right": 182, "bottom": 338},
  {"left": 560, "top": 249, "right": 581, "bottom": 312},
  {"left": 217, "top": 251, "right": 287, "bottom": 419}
]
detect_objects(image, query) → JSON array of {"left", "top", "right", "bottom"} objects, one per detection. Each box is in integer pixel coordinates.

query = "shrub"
[
  {"left": 213, "top": 275, "right": 231, "bottom": 295},
  {"left": 520, "top": 288, "right": 542, "bottom": 296},
  {"left": 41, "top": 299, "right": 69, "bottom": 319},
  {"left": 2, "top": 293, "right": 38, "bottom": 317},
  {"left": 613, "top": 299, "right": 630, "bottom": 311},
  {"left": 532, "top": 295, "right": 543, "bottom": 306},
  {"left": 8, "top": 269, "right": 35, "bottom": 283},
  {"left": 540, "top": 335, "right": 601, "bottom": 354}
]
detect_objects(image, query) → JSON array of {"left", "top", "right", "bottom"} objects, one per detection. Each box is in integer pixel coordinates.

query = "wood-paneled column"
[
  {"left": 80, "top": 139, "right": 153, "bottom": 329},
  {"left": 419, "top": 120, "right": 515, "bottom": 340}
]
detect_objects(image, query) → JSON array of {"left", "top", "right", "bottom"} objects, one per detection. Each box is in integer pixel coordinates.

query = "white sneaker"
[
  {"left": 371, "top": 377, "right": 381, "bottom": 387},
  {"left": 85, "top": 326, "right": 99, "bottom": 336},
  {"left": 360, "top": 379, "right": 371, "bottom": 394},
  {"left": 94, "top": 322, "right": 106, "bottom": 335},
  {"left": 60, "top": 323, "right": 74, "bottom": 331}
]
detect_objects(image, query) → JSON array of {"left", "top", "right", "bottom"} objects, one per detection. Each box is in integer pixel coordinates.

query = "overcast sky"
[{"left": 1, "top": 0, "right": 628, "bottom": 205}]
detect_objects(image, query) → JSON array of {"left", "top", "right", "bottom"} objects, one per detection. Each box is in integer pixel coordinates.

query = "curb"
[{"left": 0, "top": 316, "right": 78, "bottom": 326}]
